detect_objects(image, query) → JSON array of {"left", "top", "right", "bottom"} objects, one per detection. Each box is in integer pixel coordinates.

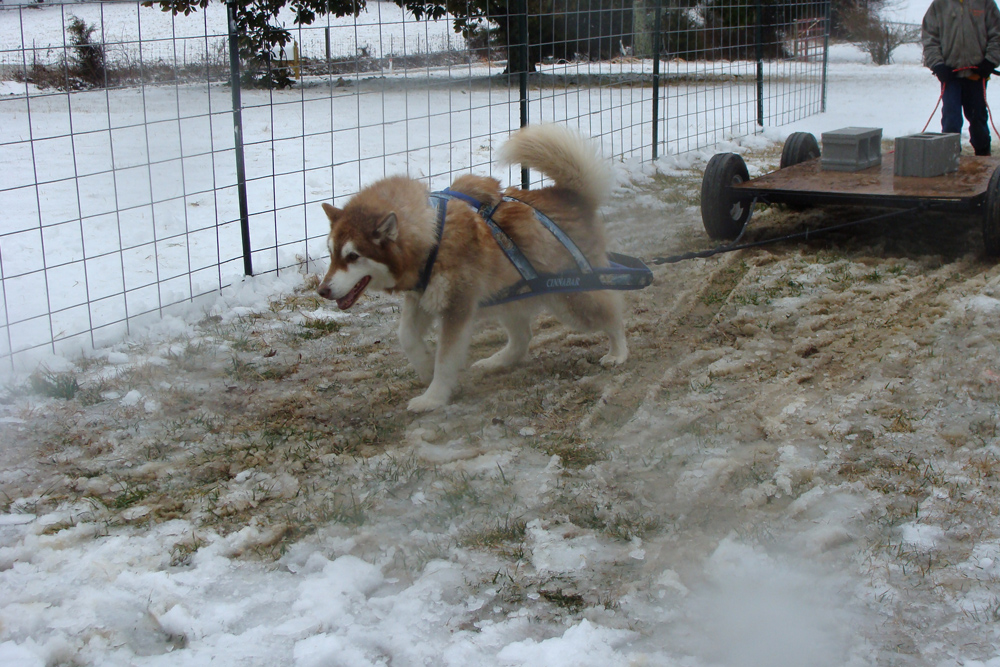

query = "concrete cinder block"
[
  {"left": 893, "top": 132, "right": 960, "bottom": 177},
  {"left": 821, "top": 127, "right": 883, "bottom": 172}
]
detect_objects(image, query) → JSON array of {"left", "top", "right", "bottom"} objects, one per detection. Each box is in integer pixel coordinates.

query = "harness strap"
[
  {"left": 502, "top": 196, "right": 593, "bottom": 274},
  {"left": 481, "top": 252, "right": 652, "bottom": 307},
  {"left": 438, "top": 188, "right": 485, "bottom": 212},
  {"left": 480, "top": 216, "right": 539, "bottom": 281},
  {"left": 423, "top": 189, "right": 653, "bottom": 307},
  {"left": 416, "top": 195, "right": 449, "bottom": 292},
  {"left": 434, "top": 189, "right": 538, "bottom": 282}
]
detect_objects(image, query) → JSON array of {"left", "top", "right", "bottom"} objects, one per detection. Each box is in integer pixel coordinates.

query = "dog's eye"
[{"left": 345, "top": 252, "right": 359, "bottom": 263}]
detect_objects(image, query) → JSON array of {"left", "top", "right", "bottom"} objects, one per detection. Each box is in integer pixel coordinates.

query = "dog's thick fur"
[{"left": 317, "top": 124, "right": 627, "bottom": 412}]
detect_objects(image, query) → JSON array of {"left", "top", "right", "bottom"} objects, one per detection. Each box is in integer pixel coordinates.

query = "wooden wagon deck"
[{"left": 732, "top": 155, "right": 1000, "bottom": 211}]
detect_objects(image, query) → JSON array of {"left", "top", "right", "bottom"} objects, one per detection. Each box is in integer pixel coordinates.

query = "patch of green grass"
[
  {"left": 170, "top": 534, "right": 207, "bottom": 567},
  {"left": 862, "top": 269, "right": 883, "bottom": 283},
  {"left": 541, "top": 437, "right": 606, "bottom": 468},
  {"left": 298, "top": 318, "right": 342, "bottom": 340},
  {"left": 111, "top": 480, "right": 149, "bottom": 510},
  {"left": 848, "top": 449, "right": 944, "bottom": 511},
  {"left": 702, "top": 288, "right": 732, "bottom": 306},
  {"left": 565, "top": 501, "right": 661, "bottom": 541},
  {"left": 700, "top": 259, "right": 750, "bottom": 308},
  {"left": 226, "top": 355, "right": 260, "bottom": 382},
  {"left": 315, "top": 491, "right": 372, "bottom": 527},
  {"left": 732, "top": 273, "right": 803, "bottom": 306},
  {"left": 365, "top": 453, "right": 423, "bottom": 486},
  {"left": 566, "top": 502, "right": 606, "bottom": 532},
  {"left": 29, "top": 369, "right": 80, "bottom": 400},
  {"left": 567, "top": 496, "right": 661, "bottom": 542},
  {"left": 877, "top": 537, "right": 947, "bottom": 577},
  {"left": 963, "top": 596, "right": 1000, "bottom": 623},
  {"left": 776, "top": 273, "right": 804, "bottom": 297},
  {"left": 645, "top": 172, "right": 702, "bottom": 206},
  {"left": 462, "top": 516, "right": 527, "bottom": 559},
  {"left": 540, "top": 587, "right": 585, "bottom": 612},
  {"left": 230, "top": 334, "right": 259, "bottom": 352},
  {"left": 731, "top": 289, "right": 769, "bottom": 306},
  {"left": 886, "top": 409, "right": 915, "bottom": 433},
  {"left": 965, "top": 452, "right": 1000, "bottom": 480},
  {"left": 440, "top": 472, "right": 483, "bottom": 511},
  {"left": 258, "top": 363, "right": 299, "bottom": 382},
  {"left": 827, "top": 264, "right": 857, "bottom": 289},
  {"left": 604, "top": 509, "right": 661, "bottom": 542}
]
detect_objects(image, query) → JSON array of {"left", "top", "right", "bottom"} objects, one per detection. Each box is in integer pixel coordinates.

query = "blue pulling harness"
[{"left": 421, "top": 189, "right": 653, "bottom": 307}]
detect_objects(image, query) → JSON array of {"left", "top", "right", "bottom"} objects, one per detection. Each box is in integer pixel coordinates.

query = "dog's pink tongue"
[{"left": 336, "top": 276, "right": 371, "bottom": 310}]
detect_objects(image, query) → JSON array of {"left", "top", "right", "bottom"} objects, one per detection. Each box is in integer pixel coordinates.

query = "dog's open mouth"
[{"left": 336, "top": 276, "right": 371, "bottom": 310}]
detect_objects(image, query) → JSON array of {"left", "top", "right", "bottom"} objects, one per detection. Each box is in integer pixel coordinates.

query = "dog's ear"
[
  {"left": 373, "top": 212, "right": 398, "bottom": 244},
  {"left": 321, "top": 203, "right": 342, "bottom": 226}
]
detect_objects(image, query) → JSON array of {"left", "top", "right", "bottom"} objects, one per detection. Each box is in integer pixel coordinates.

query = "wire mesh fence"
[{"left": 0, "top": 0, "right": 829, "bottom": 371}]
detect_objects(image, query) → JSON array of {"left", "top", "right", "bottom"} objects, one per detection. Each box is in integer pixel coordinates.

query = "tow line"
[{"left": 649, "top": 204, "right": 927, "bottom": 265}]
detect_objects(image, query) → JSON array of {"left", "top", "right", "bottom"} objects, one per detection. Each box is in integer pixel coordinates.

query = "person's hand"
[
  {"left": 977, "top": 58, "right": 997, "bottom": 78},
  {"left": 932, "top": 63, "right": 954, "bottom": 83}
]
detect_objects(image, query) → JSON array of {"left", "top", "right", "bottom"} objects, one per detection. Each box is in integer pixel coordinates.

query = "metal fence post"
[
  {"left": 755, "top": 0, "right": 764, "bottom": 127},
  {"left": 651, "top": 0, "right": 662, "bottom": 161},
  {"left": 518, "top": 0, "right": 530, "bottom": 189},
  {"left": 227, "top": 1, "right": 253, "bottom": 276},
  {"left": 821, "top": 0, "right": 831, "bottom": 113}
]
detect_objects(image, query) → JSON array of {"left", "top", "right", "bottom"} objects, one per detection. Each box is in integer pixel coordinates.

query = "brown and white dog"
[{"left": 317, "top": 124, "right": 628, "bottom": 412}]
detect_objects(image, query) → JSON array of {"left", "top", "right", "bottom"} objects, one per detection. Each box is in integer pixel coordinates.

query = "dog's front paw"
[
  {"left": 599, "top": 351, "right": 628, "bottom": 368},
  {"left": 407, "top": 392, "right": 448, "bottom": 413}
]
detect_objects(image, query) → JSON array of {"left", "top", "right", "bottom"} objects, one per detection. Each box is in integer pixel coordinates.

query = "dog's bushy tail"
[{"left": 498, "top": 124, "right": 612, "bottom": 209}]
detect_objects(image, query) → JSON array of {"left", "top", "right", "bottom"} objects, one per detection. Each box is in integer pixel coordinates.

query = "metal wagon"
[{"left": 700, "top": 132, "right": 1000, "bottom": 257}]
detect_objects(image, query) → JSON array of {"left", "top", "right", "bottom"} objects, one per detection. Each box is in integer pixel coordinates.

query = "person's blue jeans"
[{"left": 941, "top": 76, "right": 991, "bottom": 156}]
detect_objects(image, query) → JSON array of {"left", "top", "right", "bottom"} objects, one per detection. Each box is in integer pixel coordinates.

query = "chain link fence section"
[{"left": 0, "top": 0, "right": 829, "bottom": 370}]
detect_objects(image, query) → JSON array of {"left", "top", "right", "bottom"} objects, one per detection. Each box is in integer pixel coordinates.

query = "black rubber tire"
[
  {"left": 779, "top": 132, "right": 820, "bottom": 169},
  {"left": 701, "top": 153, "right": 753, "bottom": 240},
  {"left": 984, "top": 165, "right": 1000, "bottom": 258}
]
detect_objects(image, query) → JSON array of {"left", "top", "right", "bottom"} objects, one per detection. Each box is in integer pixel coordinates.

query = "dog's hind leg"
[
  {"left": 408, "top": 304, "right": 476, "bottom": 412},
  {"left": 399, "top": 293, "right": 435, "bottom": 384},
  {"left": 472, "top": 303, "right": 536, "bottom": 372},
  {"left": 550, "top": 291, "right": 628, "bottom": 367}
]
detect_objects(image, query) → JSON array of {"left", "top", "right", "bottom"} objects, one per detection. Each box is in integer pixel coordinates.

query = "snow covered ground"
[
  {"left": 4, "top": 26, "right": 1000, "bottom": 667},
  {"left": 0, "top": 0, "right": 464, "bottom": 67}
]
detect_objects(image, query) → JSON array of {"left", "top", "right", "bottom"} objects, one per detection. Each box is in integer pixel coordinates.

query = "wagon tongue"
[{"left": 336, "top": 276, "right": 371, "bottom": 310}]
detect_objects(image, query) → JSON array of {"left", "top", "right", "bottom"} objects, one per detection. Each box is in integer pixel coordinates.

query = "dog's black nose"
[{"left": 317, "top": 285, "right": 333, "bottom": 300}]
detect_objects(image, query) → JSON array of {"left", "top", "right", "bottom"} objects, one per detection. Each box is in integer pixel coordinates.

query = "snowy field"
[
  {"left": 0, "top": 0, "right": 465, "bottom": 67},
  {"left": 6, "top": 13, "right": 1000, "bottom": 667}
]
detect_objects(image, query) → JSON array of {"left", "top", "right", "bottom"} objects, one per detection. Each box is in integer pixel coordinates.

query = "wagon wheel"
[
  {"left": 779, "top": 132, "right": 820, "bottom": 211},
  {"left": 701, "top": 153, "right": 754, "bottom": 240},
  {"left": 780, "top": 132, "right": 820, "bottom": 169},
  {"left": 984, "top": 165, "right": 1000, "bottom": 258}
]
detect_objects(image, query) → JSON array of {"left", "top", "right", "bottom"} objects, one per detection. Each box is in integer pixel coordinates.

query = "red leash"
[
  {"left": 922, "top": 83, "right": 944, "bottom": 132},
  {"left": 925, "top": 66, "right": 1000, "bottom": 140}
]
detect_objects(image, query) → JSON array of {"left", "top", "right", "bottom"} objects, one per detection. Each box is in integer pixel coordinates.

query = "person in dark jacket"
[{"left": 923, "top": 0, "right": 1000, "bottom": 155}]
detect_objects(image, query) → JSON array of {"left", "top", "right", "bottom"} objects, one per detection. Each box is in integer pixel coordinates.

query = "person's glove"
[
  {"left": 977, "top": 58, "right": 997, "bottom": 78},
  {"left": 932, "top": 63, "right": 954, "bottom": 83}
]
